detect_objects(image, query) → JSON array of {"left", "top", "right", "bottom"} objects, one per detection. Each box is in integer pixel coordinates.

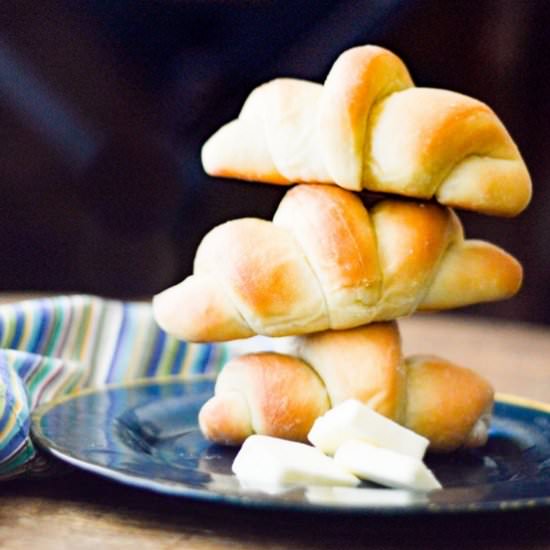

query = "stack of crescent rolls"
[{"left": 153, "top": 45, "right": 531, "bottom": 453}]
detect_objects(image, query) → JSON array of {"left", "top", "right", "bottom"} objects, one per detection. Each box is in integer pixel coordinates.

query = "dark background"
[{"left": 2, "top": 0, "right": 549, "bottom": 324}]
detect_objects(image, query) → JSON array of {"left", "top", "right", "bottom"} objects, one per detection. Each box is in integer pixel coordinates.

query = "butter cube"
[
  {"left": 334, "top": 439, "right": 442, "bottom": 492},
  {"left": 308, "top": 399, "right": 429, "bottom": 458},
  {"left": 232, "top": 435, "right": 360, "bottom": 488},
  {"left": 306, "top": 486, "right": 428, "bottom": 507}
]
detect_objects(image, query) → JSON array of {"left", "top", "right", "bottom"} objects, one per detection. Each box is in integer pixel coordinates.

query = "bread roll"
[
  {"left": 202, "top": 45, "right": 531, "bottom": 217},
  {"left": 154, "top": 184, "right": 522, "bottom": 342},
  {"left": 199, "top": 323, "right": 494, "bottom": 452}
]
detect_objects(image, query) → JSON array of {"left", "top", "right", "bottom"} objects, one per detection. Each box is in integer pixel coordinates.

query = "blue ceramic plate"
[{"left": 31, "top": 379, "right": 550, "bottom": 515}]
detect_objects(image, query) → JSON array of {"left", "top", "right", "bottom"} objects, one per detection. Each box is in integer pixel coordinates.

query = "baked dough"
[{"left": 202, "top": 45, "right": 531, "bottom": 217}]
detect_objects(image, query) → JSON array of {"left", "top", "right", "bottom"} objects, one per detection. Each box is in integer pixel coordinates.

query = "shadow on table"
[{"left": 1, "top": 469, "right": 549, "bottom": 549}]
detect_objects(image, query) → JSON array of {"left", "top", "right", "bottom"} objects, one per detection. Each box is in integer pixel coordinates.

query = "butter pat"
[
  {"left": 308, "top": 399, "right": 429, "bottom": 459},
  {"left": 232, "top": 435, "right": 360, "bottom": 487},
  {"left": 334, "top": 440, "right": 442, "bottom": 492},
  {"left": 305, "top": 486, "right": 428, "bottom": 507}
]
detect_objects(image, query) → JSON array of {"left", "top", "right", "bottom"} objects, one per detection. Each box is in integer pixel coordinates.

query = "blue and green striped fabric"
[{"left": 0, "top": 295, "right": 249, "bottom": 480}]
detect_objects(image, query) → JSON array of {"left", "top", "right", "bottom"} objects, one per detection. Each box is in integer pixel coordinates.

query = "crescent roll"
[
  {"left": 198, "top": 323, "right": 494, "bottom": 452},
  {"left": 153, "top": 184, "right": 522, "bottom": 342},
  {"left": 202, "top": 45, "right": 531, "bottom": 217}
]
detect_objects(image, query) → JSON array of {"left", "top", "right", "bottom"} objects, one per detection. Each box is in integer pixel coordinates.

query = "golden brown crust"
[
  {"left": 291, "top": 323, "right": 405, "bottom": 420},
  {"left": 273, "top": 185, "right": 381, "bottom": 328},
  {"left": 199, "top": 353, "right": 330, "bottom": 445},
  {"left": 319, "top": 45, "right": 414, "bottom": 189},
  {"left": 152, "top": 275, "right": 254, "bottom": 342},
  {"left": 419, "top": 239, "right": 523, "bottom": 310},
  {"left": 371, "top": 200, "right": 457, "bottom": 319},
  {"left": 403, "top": 355, "right": 495, "bottom": 452},
  {"left": 198, "top": 326, "right": 494, "bottom": 452},
  {"left": 201, "top": 45, "right": 531, "bottom": 216},
  {"left": 193, "top": 218, "right": 328, "bottom": 337},
  {"left": 198, "top": 390, "right": 253, "bottom": 445},
  {"left": 153, "top": 185, "right": 522, "bottom": 342},
  {"left": 363, "top": 87, "right": 530, "bottom": 214}
]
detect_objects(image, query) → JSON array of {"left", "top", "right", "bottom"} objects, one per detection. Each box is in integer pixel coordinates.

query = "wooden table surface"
[{"left": 0, "top": 294, "right": 549, "bottom": 549}]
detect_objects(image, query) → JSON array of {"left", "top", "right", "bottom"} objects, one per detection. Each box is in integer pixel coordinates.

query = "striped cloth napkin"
[{"left": 0, "top": 295, "right": 266, "bottom": 481}]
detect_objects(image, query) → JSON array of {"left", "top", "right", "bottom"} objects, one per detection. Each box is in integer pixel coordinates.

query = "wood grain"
[
  {"left": 401, "top": 313, "right": 550, "bottom": 402},
  {"left": 1, "top": 472, "right": 550, "bottom": 550}
]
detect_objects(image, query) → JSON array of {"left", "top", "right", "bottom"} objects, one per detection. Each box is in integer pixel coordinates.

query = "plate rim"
[
  {"left": 31, "top": 374, "right": 550, "bottom": 418},
  {"left": 30, "top": 378, "right": 550, "bottom": 516}
]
